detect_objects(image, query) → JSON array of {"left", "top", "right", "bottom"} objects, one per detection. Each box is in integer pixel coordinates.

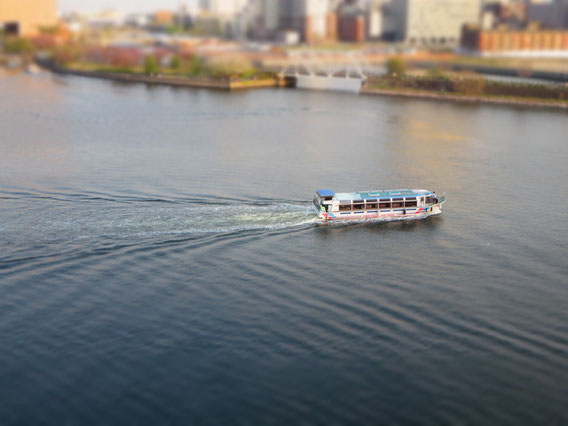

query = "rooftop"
[{"left": 333, "top": 189, "right": 432, "bottom": 202}]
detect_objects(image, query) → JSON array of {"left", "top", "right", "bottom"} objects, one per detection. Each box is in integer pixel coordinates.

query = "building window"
[{"left": 4, "top": 22, "right": 20, "bottom": 36}]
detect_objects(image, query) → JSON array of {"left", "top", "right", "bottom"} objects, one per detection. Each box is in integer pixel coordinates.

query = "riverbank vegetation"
[
  {"left": 367, "top": 59, "right": 568, "bottom": 105},
  {"left": 48, "top": 44, "right": 276, "bottom": 81},
  {"left": 0, "top": 32, "right": 276, "bottom": 81}
]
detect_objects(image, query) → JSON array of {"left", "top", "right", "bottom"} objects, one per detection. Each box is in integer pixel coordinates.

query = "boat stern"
[{"left": 314, "top": 189, "right": 335, "bottom": 221}]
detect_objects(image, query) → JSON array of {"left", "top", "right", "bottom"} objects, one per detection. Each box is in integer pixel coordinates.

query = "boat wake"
[
  {"left": 154, "top": 202, "right": 318, "bottom": 235},
  {"left": 2, "top": 200, "right": 318, "bottom": 245}
]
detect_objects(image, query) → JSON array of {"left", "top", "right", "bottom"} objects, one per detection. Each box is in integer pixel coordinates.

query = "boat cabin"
[{"left": 314, "top": 189, "right": 438, "bottom": 215}]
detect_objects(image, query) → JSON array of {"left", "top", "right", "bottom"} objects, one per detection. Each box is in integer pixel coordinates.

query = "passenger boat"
[{"left": 313, "top": 189, "right": 446, "bottom": 222}]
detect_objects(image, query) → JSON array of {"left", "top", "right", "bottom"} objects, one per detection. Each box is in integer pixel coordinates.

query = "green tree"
[
  {"left": 187, "top": 55, "right": 204, "bottom": 77},
  {"left": 144, "top": 55, "right": 159, "bottom": 75},
  {"left": 169, "top": 55, "right": 181, "bottom": 71},
  {"left": 386, "top": 57, "right": 406, "bottom": 77},
  {"left": 240, "top": 68, "right": 257, "bottom": 79},
  {"left": 426, "top": 67, "right": 447, "bottom": 79},
  {"left": 3, "top": 37, "right": 33, "bottom": 54},
  {"left": 165, "top": 24, "right": 185, "bottom": 35}
]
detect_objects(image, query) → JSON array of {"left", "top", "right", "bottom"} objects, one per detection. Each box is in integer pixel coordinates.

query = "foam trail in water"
[
  {"left": 131, "top": 203, "right": 319, "bottom": 236},
  {"left": 1, "top": 202, "right": 318, "bottom": 246}
]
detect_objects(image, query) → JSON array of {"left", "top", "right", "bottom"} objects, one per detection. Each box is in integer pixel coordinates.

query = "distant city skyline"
[{"left": 59, "top": 0, "right": 199, "bottom": 13}]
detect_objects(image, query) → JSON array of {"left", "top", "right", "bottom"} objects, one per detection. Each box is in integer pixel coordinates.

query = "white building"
[
  {"left": 366, "top": 0, "right": 387, "bottom": 40},
  {"left": 387, "top": 0, "right": 482, "bottom": 46},
  {"left": 199, "top": 0, "right": 250, "bottom": 15}
]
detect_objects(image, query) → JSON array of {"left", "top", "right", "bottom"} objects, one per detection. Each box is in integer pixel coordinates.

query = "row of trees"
[
  {"left": 0, "top": 32, "right": 268, "bottom": 81},
  {"left": 49, "top": 43, "right": 273, "bottom": 80}
]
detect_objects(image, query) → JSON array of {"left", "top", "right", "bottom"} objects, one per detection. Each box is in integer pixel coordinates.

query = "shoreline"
[
  {"left": 37, "top": 60, "right": 293, "bottom": 91},
  {"left": 32, "top": 60, "right": 568, "bottom": 110},
  {"left": 360, "top": 86, "right": 568, "bottom": 110}
]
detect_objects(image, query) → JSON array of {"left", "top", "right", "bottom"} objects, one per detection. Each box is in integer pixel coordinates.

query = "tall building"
[
  {"left": 481, "top": 1, "right": 526, "bottom": 30},
  {"left": 277, "top": 0, "right": 336, "bottom": 43},
  {"left": 336, "top": 0, "right": 386, "bottom": 42},
  {"left": 367, "top": 0, "right": 386, "bottom": 40},
  {"left": 526, "top": 0, "right": 568, "bottom": 29},
  {"left": 196, "top": 0, "right": 251, "bottom": 37},
  {"left": 337, "top": 1, "right": 366, "bottom": 42},
  {"left": 0, "top": 0, "right": 58, "bottom": 36},
  {"left": 386, "top": 0, "right": 481, "bottom": 46}
]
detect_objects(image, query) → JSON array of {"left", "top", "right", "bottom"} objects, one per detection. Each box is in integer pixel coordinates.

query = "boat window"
[
  {"left": 379, "top": 202, "right": 391, "bottom": 209},
  {"left": 425, "top": 196, "right": 433, "bottom": 204},
  {"left": 353, "top": 203, "right": 364, "bottom": 210},
  {"left": 392, "top": 201, "right": 404, "bottom": 208},
  {"left": 366, "top": 198, "right": 377, "bottom": 203},
  {"left": 339, "top": 204, "right": 351, "bottom": 211},
  {"left": 405, "top": 198, "right": 417, "bottom": 207},
  {"left": 366, "top": 203, "right": 378, "bottom": 209},
  {"left": 392, "top": 197, "right": 404, "bottom": 201}
]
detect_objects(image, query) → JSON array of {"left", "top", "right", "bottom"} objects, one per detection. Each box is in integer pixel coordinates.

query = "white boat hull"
[{"left": 314, "top": 203, "right": 444, "bottom": 222}]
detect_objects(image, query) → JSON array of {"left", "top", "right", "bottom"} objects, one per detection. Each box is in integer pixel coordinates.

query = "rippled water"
[{"left": 1, "top": 70, "right": 567, "bottom": 425}]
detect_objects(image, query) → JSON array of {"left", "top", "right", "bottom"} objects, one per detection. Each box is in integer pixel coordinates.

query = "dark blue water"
[{"left": 1, "top": 70, "right": 567, "bottom": 425}]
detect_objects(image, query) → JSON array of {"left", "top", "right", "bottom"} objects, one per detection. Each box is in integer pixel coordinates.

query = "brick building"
[
  {"left": 462, "top": 25, "right": 568, "bottom": 54},
  {"left": 338, "top": 14, "right": 365, "bottom": 42}
]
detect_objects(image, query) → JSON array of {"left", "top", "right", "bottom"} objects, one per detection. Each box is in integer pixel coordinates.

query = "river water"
[{"left": 1, "top": 70, "right": 567, "bottom": 425}]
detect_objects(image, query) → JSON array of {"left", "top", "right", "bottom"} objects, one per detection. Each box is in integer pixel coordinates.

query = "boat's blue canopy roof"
[
  {"left": 316, "top": 189, "right": 335, "bottom": 197},
  {"left": 357, "top": 189, "right": 426, "bottom": 198},
  {"left": 333, "top": 189, "right": 432, "bottom": 201}
]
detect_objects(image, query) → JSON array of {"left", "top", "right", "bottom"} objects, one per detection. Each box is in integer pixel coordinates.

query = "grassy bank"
[
  {"left": 38, "top": 59, "right": 291, "bottom": 91},
  {"left": 363, "top": 74, "right": 568, "bottom": 109}
]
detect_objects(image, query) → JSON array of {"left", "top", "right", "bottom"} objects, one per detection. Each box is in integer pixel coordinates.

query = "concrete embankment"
[
  {"left": 37, "top": 60, "right": 295, "bottom": 91},
  {"left": 360, "top": 86, "right": 568, "bottom": 110}
]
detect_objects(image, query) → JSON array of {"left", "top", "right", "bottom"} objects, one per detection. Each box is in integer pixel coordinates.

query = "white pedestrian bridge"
[{"left": 278, "top": 49, "right": 380, "bottom": 93}]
